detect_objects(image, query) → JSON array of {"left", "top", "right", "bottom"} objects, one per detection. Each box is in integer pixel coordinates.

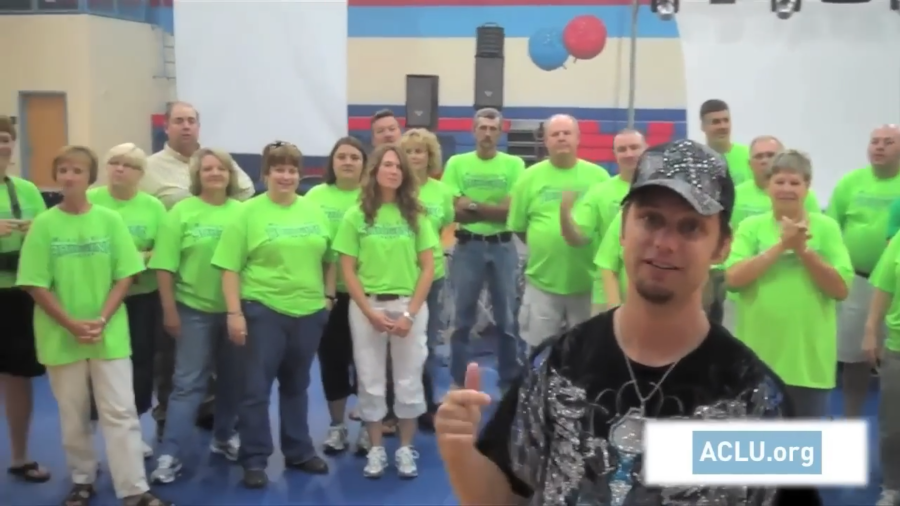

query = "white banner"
[
  {"left": 678, "top": 2, "right": 900, "bottom": 202},
  {"left": 174, "top": 0, "right": 348, "bottom": 156}
]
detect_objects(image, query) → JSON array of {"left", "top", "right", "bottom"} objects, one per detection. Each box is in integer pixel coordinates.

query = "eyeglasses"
[{"left": 268, "top": 140, "right": 296, "bottom": 148}]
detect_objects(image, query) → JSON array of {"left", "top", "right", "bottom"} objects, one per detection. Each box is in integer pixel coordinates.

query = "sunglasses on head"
[{"left": 269, "top": 140, "right": 296, "bottom": 148}]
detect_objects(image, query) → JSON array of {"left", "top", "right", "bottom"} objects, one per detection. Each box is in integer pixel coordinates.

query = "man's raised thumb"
[{"left": 464, "top": 362, "right": 481, "bottom": 391}]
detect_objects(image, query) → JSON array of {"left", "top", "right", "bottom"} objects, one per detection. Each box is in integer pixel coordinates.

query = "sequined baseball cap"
[{"left": 623, "top": 139, "right": 735, "bottom": 217}]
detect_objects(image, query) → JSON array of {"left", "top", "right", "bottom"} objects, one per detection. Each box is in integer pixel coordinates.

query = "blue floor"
[{"left": 0, "top": 340, "right": 885, "bottom": 506}]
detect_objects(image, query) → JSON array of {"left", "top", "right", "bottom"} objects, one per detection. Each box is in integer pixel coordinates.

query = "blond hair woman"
[{"left": 148, "top": 148, "right": 245, "bottom": 484}]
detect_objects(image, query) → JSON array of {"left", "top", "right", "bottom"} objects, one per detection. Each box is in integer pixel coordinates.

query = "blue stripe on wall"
[
  {"left": 347, "top": 105, "right": 687, "bottom": 122},
  {"left": 348, "top": 6, "right": 679, "bottom": 38}
]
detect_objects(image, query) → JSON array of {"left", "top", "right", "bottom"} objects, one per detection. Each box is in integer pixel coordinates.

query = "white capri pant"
[
  {"left": 838, "top": 275, "right": 886, "bottom": 363},
  {"left": 349, "top": 296, "right": 429, "bottom": 422},
  {"left": 519, "top": 283, "right": 592, "bottom": 348},
  {"left": 47, "top": 358, "right": 149, "bottom": 498}
]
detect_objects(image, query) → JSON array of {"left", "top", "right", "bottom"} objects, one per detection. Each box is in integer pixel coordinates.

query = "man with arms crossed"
[
  {"left": 436, "top": 140, "right": 820, "bottom": 506},
  {"left": 442, "top": 108, "right": 524, "bottom": 393},
  {"left": 830, "top": 124, "right": 900, "bottom": 418},
  {"left": 142, "top": 101, "right": 255, "bottom": 437},
  {"left": 507, "top": 114, "right": 609, "bottom": 350},
  {"left": 560, "top": 128, "right": 645, "bottom": 314}
]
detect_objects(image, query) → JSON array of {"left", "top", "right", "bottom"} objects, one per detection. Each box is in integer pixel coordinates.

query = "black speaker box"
[
  {"left": 405, "top": 75, "right": 440, "bottom": 130},
  {"left": 474, "top": 57, "right": 504, "bottom": 111}
]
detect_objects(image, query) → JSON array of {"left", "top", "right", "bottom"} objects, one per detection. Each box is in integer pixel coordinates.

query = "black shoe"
[
  {"left": 155, "top": 421, "right": 165, "bottom": 442},
  {"left": 285, "top": 455, "right": 329, "bottom": 475},
  {"left": 242, "top": 469, "right": 268, "bottom": 489},
  {"left": 195, "top": 414, "right": 214, "bottom": 431}
]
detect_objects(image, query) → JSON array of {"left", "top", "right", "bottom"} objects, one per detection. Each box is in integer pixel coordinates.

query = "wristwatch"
[
  {"left": 467, "top": 202, "right": 478, "bottom": 211},
  {"left": 402, "top": 311, "right": 415, "bottom": 322}
]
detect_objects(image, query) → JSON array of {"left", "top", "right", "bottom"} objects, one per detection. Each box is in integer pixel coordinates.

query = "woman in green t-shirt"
[
  {"left": 212, "top": 141, "right": 334, "bottom": 488},
  {"left": 401, "top": 129, "right": 454, "bottom": 428},
  {"left": 16, "top": 146, "right": 170, "bottom": 506},
  {"left": 306, "top": 137, "right": 369, "bottom": 454},
  {"left": 147, "top": 148, "right": 245, "bottom": 485},
  {"left": 86, "top": 143, "right": 167, "bottom": 458},
  {"left": 333, "top": 144, "right": 438, "bottom": 480},
  {"left": 725, "top": 149, "right": 852, "bottom": 419}
]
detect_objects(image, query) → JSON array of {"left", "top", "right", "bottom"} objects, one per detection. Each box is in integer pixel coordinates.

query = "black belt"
[
  {"left": 367, "top": 294, "right": 401, "bottom": 301},
  {"left": 855, "top": 270, "right": 870, "bottom": 279},
  {"left": 455, "top": 231, "right": 512, "bottom": 243}
]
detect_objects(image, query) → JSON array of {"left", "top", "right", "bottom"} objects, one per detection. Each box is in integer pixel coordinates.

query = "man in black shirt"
[{"left": 435, "top": 140, "right": 821, "bottom": 505}]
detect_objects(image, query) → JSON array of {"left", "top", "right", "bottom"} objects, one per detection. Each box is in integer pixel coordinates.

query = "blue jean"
[
  {"left": 423, "top": 278, "right": 445, "bottom": 409},
  {"left": 159, "top": 303, "right": 239, "bottom": 459},
  {"left": 449, "top": 239, "right": 520, "bottom": 388},
  {"left": 238, "top": 300, "right": 327, "bottom": 470}
]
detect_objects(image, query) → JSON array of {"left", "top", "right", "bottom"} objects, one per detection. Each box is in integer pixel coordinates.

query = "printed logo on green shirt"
[
  {"left": 854, "top": 193, "right": 897, "bottom": 209},
  {"left": 461, "top": 174, "right": 508, "bottom": 191},
  {"left": 128, "top": 224, "right": 148, "bottom": 238},
  {"left": 187, "top": 224, "right": 225, "bottom": 240},
  {"left": 539, "top": 187, "right": 586, "bottom": 203},
  {"left": 322, "top": 207, "right": 345, "bottom": 223},
  {"left": 424, "top": 203, "right": 444, "bottom": 221},
  {"left": 264, "top": 223, "right": 324, "bottom": 239},
  {"left": 50, "top": 237, "right": 111, "bottom": 257},
  {"left": 360, "top": 223, "right": 415, "bottom": 238}
]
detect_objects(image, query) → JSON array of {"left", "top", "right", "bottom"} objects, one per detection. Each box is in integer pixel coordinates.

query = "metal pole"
[{"left": 626, "top": 0, "right": 640, "bottom": 129}]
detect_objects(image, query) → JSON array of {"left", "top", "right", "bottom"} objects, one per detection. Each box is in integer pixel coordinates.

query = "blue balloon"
[{"left": 528, "top": 28, "right": 569, "bottom": 72}]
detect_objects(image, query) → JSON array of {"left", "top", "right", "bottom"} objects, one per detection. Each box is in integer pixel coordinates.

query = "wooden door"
[{"left": 21, "top": 93, "right": 67, "bottom": 189}]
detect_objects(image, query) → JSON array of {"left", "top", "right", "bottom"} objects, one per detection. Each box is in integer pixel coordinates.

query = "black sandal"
[
  {"left": 127, "top": 491, "right": 172, "bottom": 506},
  {"left": 8, "top": 461, "right": 51, "bottom": 483},
  {"left": 62, "top": 484, "right": 94, "bottom": 506}
]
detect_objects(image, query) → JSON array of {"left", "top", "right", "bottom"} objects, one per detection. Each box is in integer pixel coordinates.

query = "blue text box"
[{"left": 691, "top": 430, "right": 823, "bottom": 475}]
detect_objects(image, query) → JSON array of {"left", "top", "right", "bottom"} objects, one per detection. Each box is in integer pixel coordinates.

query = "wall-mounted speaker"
[
  {"left": 405, "top": 75, "right": 439, "bottom": 131},
  {"left": 474, "top": 57, "right": 504, "bottom": 111},
  {"left": 476, "top": 23, "right": 505, "bottom": 58}
]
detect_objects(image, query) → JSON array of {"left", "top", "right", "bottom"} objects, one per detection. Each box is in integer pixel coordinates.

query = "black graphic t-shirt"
[{"left": 477, "top": 309, "right": 822, "bottom": 506}]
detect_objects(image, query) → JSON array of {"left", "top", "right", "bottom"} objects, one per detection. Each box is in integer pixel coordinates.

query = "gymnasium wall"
[{"left": 0, "top": 14, "right": 165, "bottom": 186}]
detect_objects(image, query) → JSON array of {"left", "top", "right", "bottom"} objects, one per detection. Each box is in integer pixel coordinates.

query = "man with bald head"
[
  {"left": 559, "top": 128, "right": 645, "bottom": 313},
  {"left": 508, "top": 115, "right": 609, "bottom": 349},
  {"left": 829, "top": 124, "right": 900, "bottom": 420},
  {"left": 143, "top": 101, "right": 256, "bottom": 439}
]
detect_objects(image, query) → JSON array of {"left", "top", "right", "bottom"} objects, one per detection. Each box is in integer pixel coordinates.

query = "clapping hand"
[{"left": 780, "top": 217, "right": 810, "bottom": 252}]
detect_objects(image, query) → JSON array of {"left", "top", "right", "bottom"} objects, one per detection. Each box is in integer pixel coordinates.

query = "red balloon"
[{"left": 563, "top": 15, "right": 608, "bottom": 61}]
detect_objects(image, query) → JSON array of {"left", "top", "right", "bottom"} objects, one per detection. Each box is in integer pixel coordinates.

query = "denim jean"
[
  {"left": 158, "top": 302, "right": 240, "bottom": 459},
  {"left": 238, "top": 300, "right": 327, "bottom": 470},
  {"left": 449, "top": 239, "right": 520, "bottom": 389},
  {"left": 422, "top": 278, "right": 445, "bottom": 410},
  {"left": 90, "top": 291, "right": 159, "bottom": 421}
]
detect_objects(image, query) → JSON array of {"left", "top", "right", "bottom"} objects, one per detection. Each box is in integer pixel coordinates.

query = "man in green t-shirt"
[
  {"left": 443, "top": 108, "right": 524, "bottom": 391},
  {"left": 888, "top": 197, "right": 900, "bottom": 240},
  {"left": 830, "top": 124, "right": 900, "bottom": 419},
  {"left": 508, "top": 115, "right": 609, "bottom": 349},
  {"left": 698, "top": 99, "right": 751, "bottom": 325}
]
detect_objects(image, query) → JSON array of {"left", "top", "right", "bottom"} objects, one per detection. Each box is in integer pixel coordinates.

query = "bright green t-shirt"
[
  {"left": 332, "top": 204, "right": 438, "bottom": 296},
  {"left": 148, "top": 196, "right": 243, "bottom": 313},
  {"left": 887, "top": 198, "right": 900, "bottom": 240},
  {"left": 0, "top": 176, "right": 47, "bottom": 289},
  {"left": 212, "top": 195, "right": 332, "bottom": 318},
  {"left": 827, "top": 167, "right": 900, "bottom": 274},
  {"left": 594, "top": 212, "right": 627, "bottom": 303},
  {"left": 418, "top": 178, "right": 455, "bottom": 280},
  {"left": 440, "top": 151, "right": 525, "bottom": 235},
  {"left": 724, "top": 213, "right": 853, "bottom": 389},
  {"left": 572, "top": 176, "right": 630, "bottom": 303},
  {"left": 16, "top": 206, "right": 145, "bottom": 367},
  {"left": 507, "top": 159, "right": 610, "bottom": 295},
  {"left": 870, "top": 235, "right": 900, "bottom": 352},
  {"left": 87, "top": 187, "right": 167, "bottom": 296},
  {"left": 724, "top": 143, "right": 752, "bottom": 186},
  {"left": 304, "top": 183, "right": 361, "bottom": 292}
]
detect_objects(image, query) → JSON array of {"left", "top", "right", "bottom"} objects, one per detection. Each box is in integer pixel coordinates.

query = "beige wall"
[{"left": 0, "top": 15, "right": 169, "bottom": 181}]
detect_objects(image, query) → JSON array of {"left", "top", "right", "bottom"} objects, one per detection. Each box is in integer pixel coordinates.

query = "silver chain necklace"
[{"left": 624, "top": 355, "right": 680, "bottom": 416}]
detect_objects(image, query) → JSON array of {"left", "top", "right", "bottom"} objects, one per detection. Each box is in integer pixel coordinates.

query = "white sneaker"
[
  {"left": 877, "top": 490, "right": 900, "bottom": 506},
  {"left": 210, "top": 433, "right": 240, "bottom": 461},
  {"left": 363, "top": 446, "right": 388, "bottom": 479},
  {"left": 395, "top": 446, "right": 419, "bottom": 479},
  {"left": 355, "top": 428, "right": 372, "bottom": 456},
  {"left": 150, "top": 455, "right": 182, "bottom": 484},
  {"left": 142, "top": 441, "right": 154, "bottom": 459},
  {"left": 323, "top": 424, "right": 349, "bottom": 454}
]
